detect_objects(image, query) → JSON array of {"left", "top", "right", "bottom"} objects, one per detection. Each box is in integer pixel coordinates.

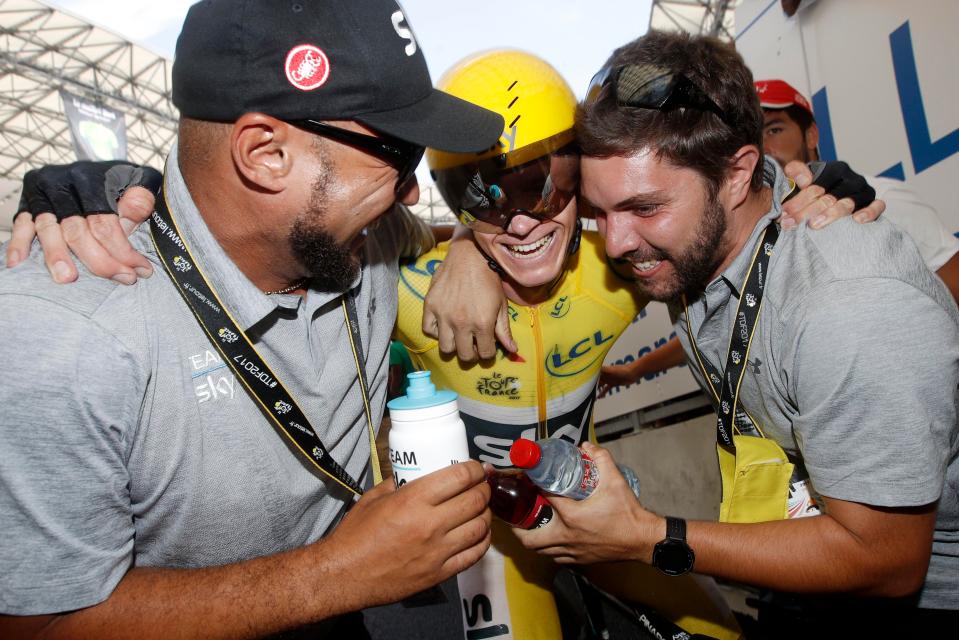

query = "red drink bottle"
[{"left": 486, "top": 469, "right": 553, "bottom": 530}]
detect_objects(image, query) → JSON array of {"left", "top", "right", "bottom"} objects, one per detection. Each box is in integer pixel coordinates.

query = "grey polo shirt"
[
  {"left": 0, "top": 147, "right": 428, "bottom": 615},
  {"left": 672, "top": 159, "right": 959, "bottom": 609}
]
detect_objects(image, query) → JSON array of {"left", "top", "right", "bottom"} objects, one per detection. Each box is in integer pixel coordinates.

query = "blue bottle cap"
[{"left": 387, "top": 370, "right": 458, "bottom": 410}]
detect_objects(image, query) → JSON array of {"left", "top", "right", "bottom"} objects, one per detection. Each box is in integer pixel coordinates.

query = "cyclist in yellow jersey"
[{"left": 395, "top": 49, "right": 742, "bottom": 640}]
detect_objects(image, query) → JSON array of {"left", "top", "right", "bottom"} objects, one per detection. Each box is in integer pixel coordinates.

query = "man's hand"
[
  {"left": 597, "top": 363, "right": 639, "bottom": 399},
  {"left": 323, "top": 460, "right": 492, "bottom": 609},
  {"left": 779, "top": 160, "right": 885, "bottom": 230},
  {"left": 5, "top": 162, "right": 160, "bottom": 283},
  {"left": 422, "top": 227, "right": 516, "bottom": 362},
  {"left": 515, "top": 443, "right": 660, "bottom": 565}
]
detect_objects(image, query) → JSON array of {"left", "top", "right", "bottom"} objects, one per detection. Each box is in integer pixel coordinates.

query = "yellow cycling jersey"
[
  {"left": 396, "top": 231, "right": 641, "bottom": 464},
  {"left": 395, "top": 232, "right": 742, "bottom": 640}
]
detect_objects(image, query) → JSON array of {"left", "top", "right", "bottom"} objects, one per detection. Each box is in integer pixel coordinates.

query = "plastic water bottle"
[
  {"left": 509, "top": 438, "right": 641, "bottom": 500},
  {"left": 619, "top": 464, "right": 642, "bottom": 500},
  {"left": 486, "top": 469, "right": 554, "bottom": 529},
  {"left": 386, "top": 370, "right": 470, "bottom": 488}
]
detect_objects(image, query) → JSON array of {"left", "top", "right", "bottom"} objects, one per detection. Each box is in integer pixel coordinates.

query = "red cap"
[
  {"left": 754, "top": 79, "right": 813, "bottom": 116},
  {"left": 510, "top": 438, "right": 542, "bottom": 469}
]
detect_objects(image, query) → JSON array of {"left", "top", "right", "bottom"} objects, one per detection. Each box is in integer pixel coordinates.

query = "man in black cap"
[{"left": 0, "top": 1, "right": 503, "bottom": 637}]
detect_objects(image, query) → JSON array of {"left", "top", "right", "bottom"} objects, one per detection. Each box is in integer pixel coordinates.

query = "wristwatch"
[{"left": 652, "top": 516, "right": 695, "bottom": 576}]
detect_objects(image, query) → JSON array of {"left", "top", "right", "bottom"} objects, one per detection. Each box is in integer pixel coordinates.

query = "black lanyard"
[
  {"left": 684, "top": 224, "right": 779, "bottom": 448},
  {"left": 149, "top": 187, "right": 380, "bottom": 496}
]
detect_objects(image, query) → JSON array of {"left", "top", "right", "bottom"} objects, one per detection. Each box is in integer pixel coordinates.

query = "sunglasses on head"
[
  {"left": 288, "top": 119, "right": 425, "bottom": 194},
  {"left": 586, "top": 64, "right": 731, "bottom": 127},
  {"left": 431, "top": 130, "right": 580, "bottom": 234}
]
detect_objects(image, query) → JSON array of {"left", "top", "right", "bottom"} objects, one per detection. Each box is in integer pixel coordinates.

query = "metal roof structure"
[
  {"left": 649, "top": 0, "right": 738, "bottom": 40},
  {"left": 0, "top": 0, "right": 177, "bottom": 232}
]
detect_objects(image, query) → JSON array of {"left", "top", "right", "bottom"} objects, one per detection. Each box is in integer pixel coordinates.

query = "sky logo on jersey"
[{"left": 545, "top": 330, "right": 614, "bottom": 377}]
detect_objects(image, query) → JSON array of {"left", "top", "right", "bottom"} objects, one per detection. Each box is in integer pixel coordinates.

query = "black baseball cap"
[{"left": 172, "top": 0, "right": 504, "bottom": 153}]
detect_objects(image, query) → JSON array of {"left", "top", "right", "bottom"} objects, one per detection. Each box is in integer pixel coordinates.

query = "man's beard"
[
  {"left": 623, "top": 191, "right": 727, "bottom": 303},
  {"left": 288, "top": 168, "right": 361, "bottom": 293}
]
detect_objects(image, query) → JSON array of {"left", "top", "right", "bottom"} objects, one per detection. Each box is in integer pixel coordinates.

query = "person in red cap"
[{"left": 756, "top": 78, "right": 959, "bottom": 301}]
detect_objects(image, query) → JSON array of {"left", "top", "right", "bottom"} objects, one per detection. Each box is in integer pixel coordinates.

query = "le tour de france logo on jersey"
[{"left": 285, "top": 44, "right": 330, "bottom": 91}]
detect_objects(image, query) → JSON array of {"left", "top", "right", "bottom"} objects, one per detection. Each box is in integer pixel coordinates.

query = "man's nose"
[
  {"left": 506, "top": 211, "right": 544, "bottom": 236},
  {"left": 601, "top": 211, "right": 641, "bottom": 259}
]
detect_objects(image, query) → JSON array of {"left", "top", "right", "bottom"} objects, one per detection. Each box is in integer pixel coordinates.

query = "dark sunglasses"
[
  {"left": 289, "top": 119, "right": 425, "bottom": 194},
  {"left": 430, "top": 132, "right": 579, "bottom": 234},
  {"left": 585, "top": 64, "right": 731, "bottom": 127}
]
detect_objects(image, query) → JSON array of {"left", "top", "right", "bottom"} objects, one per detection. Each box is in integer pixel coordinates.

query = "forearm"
[
  {"left": 633, "top": 336, "right": 685, "bottom": 378},
  {"left": 683, "top": 510, "right": 930, "bottom": 598},
  {"left": 935, "top": 252, "right": 959, "bottom": 304},
  {"left": 29, "top": 540, "right": 367, "bottom": 640}
]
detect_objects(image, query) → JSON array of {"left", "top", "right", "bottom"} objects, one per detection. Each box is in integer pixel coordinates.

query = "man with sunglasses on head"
[
  {"left": 600, "top": 76, "right": 959, "bottom": 398},
  {"left": 507, "top": 30, "right": 959, "bottom": 636},
  {"left": 0, "top": 1, "right": 504, "bottom": 638}
]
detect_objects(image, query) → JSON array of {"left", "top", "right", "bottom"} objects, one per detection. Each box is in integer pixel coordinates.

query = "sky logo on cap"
[{"left": 285, "top": 44, "right": 330, "bottom": 91}]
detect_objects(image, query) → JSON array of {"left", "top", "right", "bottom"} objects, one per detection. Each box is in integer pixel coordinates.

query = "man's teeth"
[
  {"left": 633, "top": 259, "right": 661, "bottom": 272},
  {"left": 507, "top": 232, "right": 554, "bottom": 256}
]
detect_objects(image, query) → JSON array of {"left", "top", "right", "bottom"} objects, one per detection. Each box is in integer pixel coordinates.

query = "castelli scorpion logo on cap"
[{"left": 285, "top": 44, "right": 330, "bottom": 91}]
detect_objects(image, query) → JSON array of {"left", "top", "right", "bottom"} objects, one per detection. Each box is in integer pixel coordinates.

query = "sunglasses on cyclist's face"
[
  {"left": 431, "top": 131, "right": 580, "bottom": 234},
  {"left": 585, "top": 64, "right": 731, "bottom": 127},
  {"left": 288, "top": 119, "right": 425, "bottom": 194}
]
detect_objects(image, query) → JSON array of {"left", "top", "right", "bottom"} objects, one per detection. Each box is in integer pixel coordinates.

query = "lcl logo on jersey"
[
  {"left": 549, "top": 295, "right": 571, "bottom": 318},
  {"left": 545, "top": 330, "right": 614, "bottom": 377}
]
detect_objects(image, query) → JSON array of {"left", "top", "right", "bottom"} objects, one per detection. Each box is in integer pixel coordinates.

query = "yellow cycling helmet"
[{"left": 428, "top": 50, "right": 579, "bottom": 233}]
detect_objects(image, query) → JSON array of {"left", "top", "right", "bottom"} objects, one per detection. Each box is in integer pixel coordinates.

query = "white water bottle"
[{"left": 386, "top": 370, "right": 470, "bottom": 487}]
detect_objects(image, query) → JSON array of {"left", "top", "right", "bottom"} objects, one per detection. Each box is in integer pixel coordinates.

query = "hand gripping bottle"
[
  {"left": 486, "top": 469, "right": 554, "bottom": 529},
  {"left": 386, "top": 370, "right": 470, "bottom": 487},
  {"left": 509, "top": 438, "right": 641, "bottom": 500}
]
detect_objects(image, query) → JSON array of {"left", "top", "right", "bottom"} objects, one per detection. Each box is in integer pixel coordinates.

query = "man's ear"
[
  {"left": 805, "top": 122, "right": 820, "bottom": 159},
  {"left": 723, "top": 144, "right": 761, "bottom": 208},
  {"left": 230, "top": 113, "right": 294, "bottom": 192}
]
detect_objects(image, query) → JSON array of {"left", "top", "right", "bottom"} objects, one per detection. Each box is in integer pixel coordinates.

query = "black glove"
[
  {"left": 807, "top": 160, "right": 875, "bottom": 211},
  {"left": 16, "top": 160, "right": 162, "bottom": 222}
]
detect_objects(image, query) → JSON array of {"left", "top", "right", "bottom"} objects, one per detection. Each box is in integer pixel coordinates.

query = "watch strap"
[{"left": 665, "top": 516, "right": 686, "bottom": 542}]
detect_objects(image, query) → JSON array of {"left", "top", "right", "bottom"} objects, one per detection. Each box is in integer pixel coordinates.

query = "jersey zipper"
[{"left": 529, "top": 306, "right": 548, "bottom": 439}]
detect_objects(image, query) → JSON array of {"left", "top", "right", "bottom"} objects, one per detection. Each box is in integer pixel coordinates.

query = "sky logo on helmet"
[
  {"left": 218, "top": 327, "right": 238, "bottom": 343},
  {"left": 173, "top": 255, "right": 192, "bottom": 272},
  {"left": 285, "top": 44, "right": 330, "bottom": 91},
  {"left": 274, "top": 400, "right": 292, "bottom": 415}
]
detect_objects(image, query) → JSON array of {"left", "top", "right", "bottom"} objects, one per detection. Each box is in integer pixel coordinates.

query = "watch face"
[{"left": 653, "top": 540, "right": 694, "bottom": 576}]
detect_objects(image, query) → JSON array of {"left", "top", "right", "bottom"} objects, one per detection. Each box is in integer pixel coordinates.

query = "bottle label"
[
  {"left": 389, "top": 416, "right": 470, "bottom": 487},
  {"left": 517, "top": 494, "right": 554, "bottom": 530},
  {"left": 579, "top": 451, "right": 600, "bottom": 496},
  {"left": 786, "top": 478, "right": 822, "bottom": 518}
]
